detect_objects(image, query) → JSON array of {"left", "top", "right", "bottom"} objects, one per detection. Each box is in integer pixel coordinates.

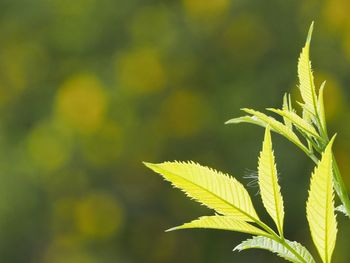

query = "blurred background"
[{"left": 0, "top": 0, "right": 350, "bottom": 262}]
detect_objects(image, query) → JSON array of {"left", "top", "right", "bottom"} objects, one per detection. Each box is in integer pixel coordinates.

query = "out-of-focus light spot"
[
  {"left": 221, "top": 16, "right": 270, "bottom": 64},
  {"left": 323, "top": 0, "right": 350, "bottom": 31},
  {"left": 342, "top": 32, "right": 350, "bottom": 60},
  {"left": 159, "top": 90, "right": 207, "bottom": 137},
  {"left": 315, "top": 73, "right": 344, "bottom": 121},
  {"left": 27, "top": 120, "right": 72, "bottom": 172},
  {"left": 55, "top": 74, "right": 107, "bottom": 134},
  {"left": 43, "top": 240, "right": 97, "bottom": 263},
  {"left": 182, "top": 0, "right": 230, "bottom": 20},
  {"left": 116, "top": 48, "right": 166, "bottom": 94},
  {"left": 75, "top": 192, "right": 123, "bottom": 239},
  {"left": 81, "top": 121, "right": 123, "bottom": 167},
  {"left": 50, "top": 0, "right": 97, "bottom": 15}
]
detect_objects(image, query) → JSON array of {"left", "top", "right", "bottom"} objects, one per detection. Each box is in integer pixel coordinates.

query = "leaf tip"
[
  {"left": 307, "top": 21, "right": 314, "bottom": 44},
  {"left": 165, "top": 226, "right": 179, "bottom": 232},
  {"left": 143, "top": 161, "right": 158, "bottom": 170}
]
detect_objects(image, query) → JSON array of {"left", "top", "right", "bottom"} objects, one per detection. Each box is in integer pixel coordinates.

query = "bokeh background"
[{"left": 1, "top": 0, "right": 350, "bottom": 262}]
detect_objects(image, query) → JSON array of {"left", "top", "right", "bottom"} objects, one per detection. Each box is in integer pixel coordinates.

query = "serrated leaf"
[
  {"left": 267, "top": 108, "right": 320, "bottom": 139},
  {"left": 318, "top": 81, "right": 327, "bottom": 133},
  {"left": 283, "top": 94, "right": 293, "bottom": 130},
  {"left": 306, "top": 137, "right": 338, "bottom": 263},
  {"left": 225, "top": 115, "right": 266, "bottom": 127},
  {"left": 144, "top": 161, "right": 259, "bottom": 221},
  {"left": 240, "top": 108, "right": 308, "bottom": 153},
  {"left": 335, "top": 205, "right": 349, "bottom": 217},
  {"left": 167, "top": 216, "right": 268, "bottom": 236},
  {"left": 298, "top": 22, "right": 317, "bottom": 119},
  {"left": 258, "top": 126, "right": 285, "bottom": 235},
  {"left": 234, "top": 236, "right": 316, "bottom": 263}
]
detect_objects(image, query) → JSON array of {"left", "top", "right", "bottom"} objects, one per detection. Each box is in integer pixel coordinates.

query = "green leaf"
[
  {"left": 167, "top": 216, "right": 268, "bottom": 236},
  {"left": 267, "top": 108, "right": 320, "bottom": 139},
  {"left": 318, "top": 81, "right": 327, "bottom": 134},
  {"left": 306, "top": 137, "right": 338, "bottom": 263},
  {"left": 282, "top": 94, "right": 293, "bottom": 130},
  {"left": 298, "top": 22, "right": 317, "bottom": 120},
  {"left": 225, "top": 115, "right": 266, "bottom": 127},
  {"left": 258, "top": 126, "right": 285, "bottom": 236},
  {"left": 144, "top": 161, "right": 260, "bottom": 222},
  {"left": 335, "top": 205, "right": 349, "bottom": 218},
  {"left": 234, "top": 236, "right": 316, "bottom": 263},
  {"left": 239, "top": 108, "right": 308, "bottom": 153}
]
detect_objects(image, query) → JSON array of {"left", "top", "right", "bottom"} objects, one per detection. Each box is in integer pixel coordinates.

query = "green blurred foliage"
[{"left": 0, "top": 0, "right": 350, "bottom": 262}]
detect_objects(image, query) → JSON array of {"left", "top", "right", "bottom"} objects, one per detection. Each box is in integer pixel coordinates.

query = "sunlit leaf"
[
  {"left": 282, "top": 94, "right": 293, "bottom": 130},
  {"left": 298, "top": 22, "right": 317, "bottom": 120},
  {"left": 167, "top": 215, "right": 267, "bottom": 236},
  {"left": 258, "top": 126, "right": 284, "bottom": 235},
  {"left": 236, "top": 108, "right": 308, "bottom": 153},
  {"left": 318, "top": 81, "right": 327, "bottom": 133},
  {"left": 267, "top": 108, "right": 320, "bottom": 139},
  {"left": 144, "top": 161, "right": 260, "bottom": 221},
  {"left": 306, "top": 137, "right": 338, "bottom": 263},
  {"left": 234, "top": 236, "right": 315, "bottom": 263}
]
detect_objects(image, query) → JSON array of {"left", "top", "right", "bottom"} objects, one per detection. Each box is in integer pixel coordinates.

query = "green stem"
[
  {"left": 253, "top": 220, "right": 308, "bottom": 263},
  {"left": 331, "top": 154, "right": 350, "bottom": 216}
]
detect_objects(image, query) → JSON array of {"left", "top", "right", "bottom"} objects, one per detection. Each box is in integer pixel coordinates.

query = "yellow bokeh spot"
[
  {"left": 117, "top": 48, "right": 166, "bottom": 93},
  {"left": 160, "top": 89, "right": 207, "bottom": 137},
  {"left": 27, "top": 120, "right": 72, "bottom": 172},
  {"left": 75, "top": 192, "right": 123, "bottom": 239},
  {"left": 323, "top": 0, "right": 350, "bottom": 31},
  {"left": 182, "top": 0, "right": 230, "bottom": 20},
  {"left": 81, "top": 121, "right": 123, "bottom": 166},
  {"left": 55, "top": 74, "right": 107, "bottom": 133},
  {"left": 342, "top": 32, "right": 350, "bottom": 60}
]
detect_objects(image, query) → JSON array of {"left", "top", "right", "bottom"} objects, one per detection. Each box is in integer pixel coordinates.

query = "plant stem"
[
  {"left": 254, "top": 220, "right": 308, "bottom": 263},
  {"left": 332, "top": 154, "right": 350, "bottom": 216},
  {"left": 310, "top": 151, "right": 350, "bottom": 217}
]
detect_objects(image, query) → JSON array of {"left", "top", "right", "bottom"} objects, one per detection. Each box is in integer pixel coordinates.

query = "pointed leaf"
[
  {"left": 241, "top": 108, "right": 308, "bottom": 153},
  {"left": 234, "top": 236, "right": 316, "bottom": 263},
  {"left": 283, "top": 94, "right": 293, "bottom": 130},
  {"left": 144, "top": 161, "right": 259, "bottom": 221},
  {"left": 298, "top": 22, "right": 317, "bottom": 119},
  {"left": 168, "top": 216, "right": 267, "bottom": 236},
  {"left": 267, "top": 108, "right": 320, "bottom": 139},
  {"left": 318, "top": 81, "right": 327, "bottom": 133},
  {"left": 306, "top": 137, "right": 338, "bottom": 263},
  {"left": 258, "top": 127, "right": 285, "bottom": 235},
  {"left": 225, "top": 115, "right": 266, "bottom": 127}
]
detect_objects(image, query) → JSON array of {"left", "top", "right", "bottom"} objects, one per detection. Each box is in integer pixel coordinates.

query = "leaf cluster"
[{"left": 144, "top": 23, "right": 350, "bottom": 263}]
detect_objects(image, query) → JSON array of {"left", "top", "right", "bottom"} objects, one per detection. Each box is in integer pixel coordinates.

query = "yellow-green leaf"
[
  {"left": 282, "top": 94, "right": 293, "bottom": 130},
  {"left": 225, "top": 115, "right": 266, "bottom": 127},
  {"left": 318, "top": 81, "right": 327, "bottom": 133},
  {"left": 306, "top": 137, "right": 338, "bottom": 263},
  {"left": 234, "top": 236, "right": 316, "bottom": 263},
  {"left": 167, "top": 216, "right": 267, "bottom": 236},
  {"left": 241, "top": 108, "right": 308, "bottom": 153},
  {"left": 298, "top": 22, "right": 317, "bottom": 119},
  {"left": 258, "top": 126, "right": 285, "bottom": 236},
  {"left": 267, "top": 108, "right": 320, "bottom": 139},
  {"left": 144, "top": 161, "right": 259, "bottom": 221}
]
